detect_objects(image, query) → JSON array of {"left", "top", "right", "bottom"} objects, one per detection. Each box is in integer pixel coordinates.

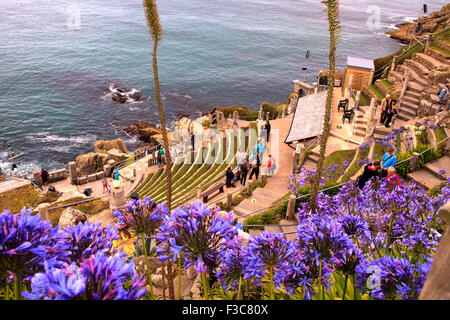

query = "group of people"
[
  {"left": 357, "top": 145, "right": 401, "bottom": 189},
  {"left": 380, "top": 94, "right": 397, "bottom": 128}
]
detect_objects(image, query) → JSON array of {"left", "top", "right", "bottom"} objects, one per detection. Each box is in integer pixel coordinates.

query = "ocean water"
[{"left": 0, "top": 0, "right": 446, "bottom": 174}]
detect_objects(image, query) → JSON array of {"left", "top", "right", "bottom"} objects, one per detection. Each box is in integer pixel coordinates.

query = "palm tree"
[
  {"left": 309, "top": 0, "right": 341, "bottom": 212},
  {"left": 143, "top": 0, "right": 173, "bottom": 211}
]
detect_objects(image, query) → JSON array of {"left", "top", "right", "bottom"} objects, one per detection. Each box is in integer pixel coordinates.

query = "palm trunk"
[
  {"left": 151, "top": 30, "right": 173, "bottom": 211},
  {"left": 309, "top": 0, "right": 340, "bottom": 212}
]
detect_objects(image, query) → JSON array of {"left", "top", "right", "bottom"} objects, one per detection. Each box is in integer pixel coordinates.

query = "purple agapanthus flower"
[
  {"left": 23, "top": 252, "right": 146, "bottom": 300},
  {"left": 243, "top": 231, "right": 296, "bottom": 287},
  {"left": 62, "top": 222, "right": 119, "bottom": 263},
  {"left": 0, "top": 208, "right": 70, "bottom": 286},
  {"left": 113, "top": 197, "right": 167, "bottom": 236},
  {"left": 356, "top": 255, "right": 430, "bottom": 300},
  {"left": 155, "top": 202, "right": 238, "bottom": 274}
]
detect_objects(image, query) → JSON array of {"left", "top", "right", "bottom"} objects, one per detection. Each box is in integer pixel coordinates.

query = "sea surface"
[{"left": 0, "top": 0, "right": 446, "bottom": 174}]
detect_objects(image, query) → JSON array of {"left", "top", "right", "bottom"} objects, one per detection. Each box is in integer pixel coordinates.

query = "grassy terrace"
[{"left": 367, "top": 84, "right": 385, "bottom": 100}]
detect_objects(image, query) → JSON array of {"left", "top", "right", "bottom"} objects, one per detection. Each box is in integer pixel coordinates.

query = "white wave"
[{"left": 26, "top": 134, "right": 97, "bottom": 144}]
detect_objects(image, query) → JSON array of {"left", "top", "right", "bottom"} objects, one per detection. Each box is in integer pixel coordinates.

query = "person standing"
[
  {"left": 191, "top": 132, "right": 195, "bottom": 152},
  {"left": 40, "top": 168, "right": 49, "bottom": 186},
  {"left": 113, "top": 167, "right": 120, "bottom": 181},
  {"left": 249, "top": 153, "right": 261, "bottom": 180},
  {"left": 386, "top": 166, "right": 402, "bottom": 187},
  {"left": 357, "top": 160, "right": 380, "bottom": 189},
  {"left": 380, "top": 146, "right": 397, "bottom": 178},
  {"left": 240, "top": 159, "right": 249, "bottom": 186},
  {"left": 157, "top": 151, "right": 162, "bottom": 168},
  {"left": 264, "top": 120, "right": 271, "bottom": 142},
  {"left": 237, "top": 149, "right": 245, "bottom": 166},
  {"left": 159, "top": 146, "right": 165, "bottom": 165},
  {"left": 380, "top": 94, "right": 392, "bottom": 124},
  {"left": 102, "top": 178, "right": 109, "bottom": 193},
  {"left": 384, "top": 101, "right": 397, "bottom": 128}
]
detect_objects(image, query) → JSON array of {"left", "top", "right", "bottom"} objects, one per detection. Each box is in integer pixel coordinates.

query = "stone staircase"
[
  {"left": 407, "top": 155, "right": 450, "bottom": 189},
  {"left": 393, "top": 42, "right": 450, "bottom": 125}
]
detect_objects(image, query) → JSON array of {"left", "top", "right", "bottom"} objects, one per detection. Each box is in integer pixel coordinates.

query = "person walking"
[
  {"left": 113, "top": 167, "right": 120, "bottom": 181},
  {"left": 357, "top": 160, "right": 380, "bottom": 189},
  {"left": 264, "top": 120, "right": 271, "bottom": 142},
  {"left": 240, "top": 159, "right": 249, "bottom": 186},
  {"left": 384, "top": 100, "right": 397, "bottom": 128},
  {"left": 380, "top": 94, "right": 392, "bottom": 124},
  {"left": 267, "top": 154, "right": 276, "bottom": 177},
  {"left": 249, "top": 153, "right": 261, "bottom": 180},
  {"left": 257, "top": 140, "right": 266, "bottom": 161},
  {"left": 438, "top": 83, "right": 449, "bottom": 110},
  {"left": 380, "top": 146, "right": 397, "bottom": 178}
]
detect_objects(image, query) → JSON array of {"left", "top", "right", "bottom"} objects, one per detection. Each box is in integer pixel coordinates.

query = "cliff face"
[{"left": 386, "top": 4, "right": 450, "bottom": 43}]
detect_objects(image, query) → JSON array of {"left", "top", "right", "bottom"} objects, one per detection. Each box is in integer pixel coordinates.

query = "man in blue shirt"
[{"left": 381, "top": 145, "right": 397, "bottom": 178}]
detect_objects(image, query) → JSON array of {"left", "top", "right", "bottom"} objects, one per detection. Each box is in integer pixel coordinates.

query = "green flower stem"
[
  {"left": 141, "top": 233, "right": 154, "bottom": 299},
  {"left": 318, "top": 259, "right": 325, "bottom": 300},
  {"left": 178, "top": 255, "right": 182, "bottom": 300},
  {"left": 352, "top": 274, "right": 357, "bottom": 300},
  {"left": 342, "top": 274, "right": 349, "bottom": 300},
  {"left": 386, "top": 211, "right": 396, "bottom": 252},
  {"left": 237, "top": 275, "right": 242, "bottom": 300},
  {"left": 269, "top": 266, "right": 274, "bottom": 300},
  {"left": 14, "top": 274, "right": 22, "bottom": 300},
  {"left": 201, "top": 272, "right": 209, "bottom": 300}
]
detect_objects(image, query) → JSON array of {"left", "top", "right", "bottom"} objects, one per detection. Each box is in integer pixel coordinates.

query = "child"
[{"left": 102, "top": 178, "right": 108, "bottom": 193}]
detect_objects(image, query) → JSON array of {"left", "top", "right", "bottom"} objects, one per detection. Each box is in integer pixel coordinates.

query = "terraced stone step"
[
  {"left": 404, "top": 90, "right": 421, "bottom": 99},
  {"left": 403, "top": 94, "right": 420, "bottom": 105},
  {"left": 425, "top": 46, "right": 450, "bottom": 64},
  {"left": 388, "top": 70, "right": 403, "bottom": 82},
  {"left": 413, "top": 52, "right": 445, "bottom": 71},
  {"left": 398, "top": 107, "right": 416, "bottom": 119},
  {"left": 279, "top": 220, "right": 298, "bottom": 241},
  {"left": 423, "top": 156, "right": 450, "bottom": 180},
  {"left": 395, "top": 113, "right": 410, "bottom": 122},
  {"left": 400, "top": 100, "right": 419, "bottom": 113},
  {"left": 404, "top": 59, "right": 430, "bottom": 78},
  {"left": 407, "top": 169, "right": 445, "bottom": 189},
  {"left": 407, "top": 81, "right": 425, "bottom": 94},
  {"left": 397, "top": 65, "right": 428, "bottom": 87},
  {"left": 437, "top": 40, "right": 450, "bottom": 53}
]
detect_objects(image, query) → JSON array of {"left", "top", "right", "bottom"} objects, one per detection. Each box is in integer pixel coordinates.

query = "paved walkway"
[
  {"left": 46, "top": 155, "right": 158, "bottom": 199},
  {"left": 233, "top": 115, "right": 294, "bottom": 218},
  {"left": 0, "top": 178, "right": 31, "bottom": 194}
]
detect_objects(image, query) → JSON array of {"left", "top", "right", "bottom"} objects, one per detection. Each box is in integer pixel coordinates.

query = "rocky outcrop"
[
  {"left": 124, "top": 121, "right": 172, "bottom": 144},
  {"left": 386, "top": 4, "right": 450, "bottom": 43},
  {"left": 75, "top": 152, "right": 110, "bottom": 176},
  {"left": 94, "top": 138, "right": 127, "bottom": 154},
  {"left": 109, "top": 85, "right": 142, "bottom": 104},
  {"left": 58, "top": 207, "right": 86, "bottom": 229}
]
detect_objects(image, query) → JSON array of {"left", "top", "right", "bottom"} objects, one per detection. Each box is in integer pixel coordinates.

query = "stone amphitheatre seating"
[{"left": 133, "top": 126, "right": 258, "bottom": 209}]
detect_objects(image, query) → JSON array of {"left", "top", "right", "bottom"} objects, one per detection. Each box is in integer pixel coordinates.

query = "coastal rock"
[
  {"left": 76, "top": 152, "right": 110, "bottom": 176},
  {"left": 109, "top": 85, "right": 142, "bottom": 104},
  {"left": 386, "top": 4, "right": 450, "bottom": 43},
  {"left": 94, "top": 138, "right": 127, "bottom": 154},
  {"left": 56, "top": 190, "right": 87, "bottom": 203},
  {"left": 58, "top": 207, "right": 86, "bottom": 229},
  {"left": 124, "top": 121, "right": 167, "bottom": 144}
]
